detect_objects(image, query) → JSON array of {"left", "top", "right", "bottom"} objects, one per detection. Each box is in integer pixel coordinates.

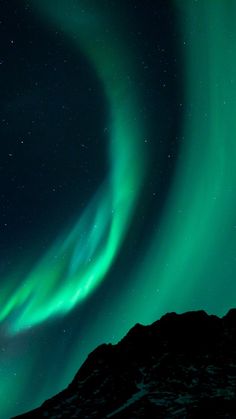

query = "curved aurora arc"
[{"left": 0, "top": 0, "right": 146, "bottom": 333}]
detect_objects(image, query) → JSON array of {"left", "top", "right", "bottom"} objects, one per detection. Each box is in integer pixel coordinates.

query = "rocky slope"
[{"left": 14, "top": 309, "right": 236, "bottom": 418}]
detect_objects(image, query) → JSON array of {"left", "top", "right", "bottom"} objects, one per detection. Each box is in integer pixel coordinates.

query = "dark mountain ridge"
[{"left": 14, "top": 309, "right": 236, "bottom": 418}]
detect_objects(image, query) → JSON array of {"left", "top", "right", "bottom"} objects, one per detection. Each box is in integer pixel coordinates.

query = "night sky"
[{"left": 1, "top": 1, "right": 236, "bottom": 417}]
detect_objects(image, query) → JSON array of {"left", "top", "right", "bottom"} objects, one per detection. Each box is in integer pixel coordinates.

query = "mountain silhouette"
[{"left": 14, "top": 309, "right": 236, "bottom": 418}]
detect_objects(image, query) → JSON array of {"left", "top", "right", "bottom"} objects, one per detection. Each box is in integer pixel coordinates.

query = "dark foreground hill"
[{"left": 14, "top": 309, "right": 236, "bottom": 418}]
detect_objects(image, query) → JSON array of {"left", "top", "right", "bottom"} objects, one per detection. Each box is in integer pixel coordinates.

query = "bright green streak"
[{"left": 0, "top": 0, "right": 146, "bottom": 333}]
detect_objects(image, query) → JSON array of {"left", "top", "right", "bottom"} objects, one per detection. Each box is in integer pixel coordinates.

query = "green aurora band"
[
  {"left": 119, "top": 0, "right": 236, "bottom": 324},
  {"left": 0, "top": 0, "right": 146, "bottom": 333},
  {"left": 1, "top": 1, "right": 236, "bottom": 417}
]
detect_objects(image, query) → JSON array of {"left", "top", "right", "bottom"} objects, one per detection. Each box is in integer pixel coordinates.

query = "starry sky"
[{"left": 1, "top": 0, "right": 236, "bottom": 417}]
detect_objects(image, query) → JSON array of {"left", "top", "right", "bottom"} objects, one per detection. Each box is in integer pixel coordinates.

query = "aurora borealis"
[{"left": 1, "top": 0, "right": 236, "bottom": 417}]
